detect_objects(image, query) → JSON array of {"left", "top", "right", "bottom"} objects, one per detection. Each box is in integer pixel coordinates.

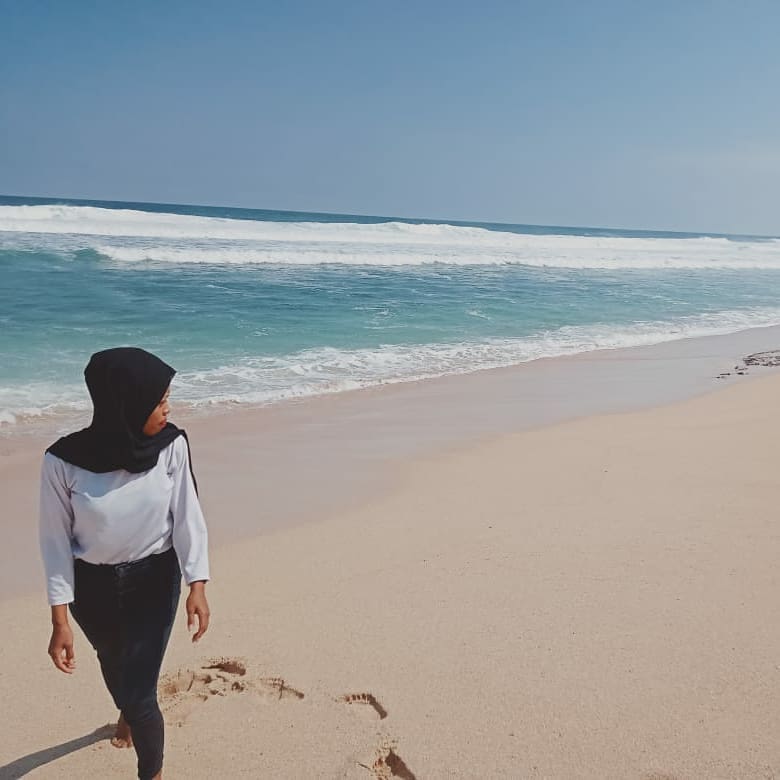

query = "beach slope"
[{"left": 2, "top": 374, "right": 780, "bottom": 778}]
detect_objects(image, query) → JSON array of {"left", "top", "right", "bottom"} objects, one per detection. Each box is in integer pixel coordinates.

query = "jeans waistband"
[{"left": 75, "top": 546, "right": 176, "bottom": 576}]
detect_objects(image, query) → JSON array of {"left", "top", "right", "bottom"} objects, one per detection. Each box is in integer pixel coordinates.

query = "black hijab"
[{"left": 47, "top": 347, "right": 186, "bottom": 474}]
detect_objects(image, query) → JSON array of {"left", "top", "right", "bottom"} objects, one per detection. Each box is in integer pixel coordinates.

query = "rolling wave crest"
[{"left": 2, "top": 204, "right": 780, "bottom": 269}]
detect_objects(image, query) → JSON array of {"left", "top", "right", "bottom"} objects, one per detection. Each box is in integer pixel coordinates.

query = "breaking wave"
[
  {"left": 4, "top": 306, "right": 780, "bottom": 429},
  {"left": 2, "top": 204, "right": 780, "bottom": 269}
]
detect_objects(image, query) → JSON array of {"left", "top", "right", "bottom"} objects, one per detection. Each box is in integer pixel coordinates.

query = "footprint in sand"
[
  {"left": 359, "top": 739, "right": 417, "bottom": 780},
  {"left": 255, "top": 677, "right": 305, "bottom": 701},
  {"left": 341, "top": 697, "right": 416, "bottom": 778},
  {"left": 339, "top": 692, "right": 388, "bottom": 720},
  {"left": 159, "top": 658, "right": 248, "bottom": 724},
  {"left": 159, "top": 659, "right": 306, "bottom": 724}
]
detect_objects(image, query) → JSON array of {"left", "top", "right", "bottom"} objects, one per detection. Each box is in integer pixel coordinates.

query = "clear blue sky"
[{"left": 2, "top": 1, "right": 779, "bottom": 234}]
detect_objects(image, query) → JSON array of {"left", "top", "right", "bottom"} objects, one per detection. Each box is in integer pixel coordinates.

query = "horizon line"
[{"left": 0, "top": 192, "right": 776, "bottom": 242}]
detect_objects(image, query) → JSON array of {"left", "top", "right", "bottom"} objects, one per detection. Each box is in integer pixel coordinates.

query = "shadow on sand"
[{"left": 0, "top": 724, "right": 114, "bottom": 779}]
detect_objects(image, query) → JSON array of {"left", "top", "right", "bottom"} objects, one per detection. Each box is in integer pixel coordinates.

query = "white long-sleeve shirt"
[{"left": 39, "top": 436, "right": 209, "bottom": 606}]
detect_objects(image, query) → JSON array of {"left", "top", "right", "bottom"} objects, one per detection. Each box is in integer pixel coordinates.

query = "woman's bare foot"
[{"left": 110, "top": 713, "right": 133, "bottom": 749}]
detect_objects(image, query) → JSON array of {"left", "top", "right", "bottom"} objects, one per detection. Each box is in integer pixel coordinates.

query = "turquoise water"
[{"left": 2, "top": 195, "right": 780, "bottom": 430}]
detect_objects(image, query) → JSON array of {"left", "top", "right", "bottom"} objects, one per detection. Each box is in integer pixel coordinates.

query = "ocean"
[{"left": 2, "top": 194, "right": 780, "bottom": 434}]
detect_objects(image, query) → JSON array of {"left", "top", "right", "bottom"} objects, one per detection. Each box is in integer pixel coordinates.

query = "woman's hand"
[
  {"left": 48, "top": 608, "right": 76, "bottom": 673},
  {"left": 186, "top": 581, "right": 210, "bottom": 642}
]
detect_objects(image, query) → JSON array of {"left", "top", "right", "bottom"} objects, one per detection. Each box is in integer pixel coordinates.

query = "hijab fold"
[{"left": 47, "top": 348, "right": 185, "bottom": 474}]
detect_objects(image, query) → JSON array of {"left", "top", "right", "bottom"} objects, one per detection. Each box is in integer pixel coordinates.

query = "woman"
[{"left": 39, "top": 347, "right": 210, "bottom": 780}]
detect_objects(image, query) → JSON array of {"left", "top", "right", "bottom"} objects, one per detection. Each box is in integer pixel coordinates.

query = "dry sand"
[{"left": 2, "top": 342, "right": 780, "bottom": 778}]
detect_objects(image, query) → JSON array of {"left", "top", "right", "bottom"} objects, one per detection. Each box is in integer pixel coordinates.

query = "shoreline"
[
  {"left": 3, "top": 325, "right": 780, "bottom": 602},
  {"left": 4, "top": 320, "right": 780, "bottom": 444}
]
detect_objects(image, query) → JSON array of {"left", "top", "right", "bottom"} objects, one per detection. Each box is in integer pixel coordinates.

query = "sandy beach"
[
  {"left": 5, "top": 2, "right": 780, "bottom": 777},
  {"left": 3, "top": 332, "right": 780, "bottom": 778}
]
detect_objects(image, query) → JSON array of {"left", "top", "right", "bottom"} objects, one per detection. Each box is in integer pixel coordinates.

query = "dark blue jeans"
[{"left": 70, "top": 547, "right": 181, "bottom": 780}]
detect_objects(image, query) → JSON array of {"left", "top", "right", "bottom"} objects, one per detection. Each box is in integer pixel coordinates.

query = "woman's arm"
[
  {"left": 169, "top": 436, "right": 211, "bottom": 642},
  {"left": 40, "top": 454, "right": 78, "bottom": 671},
  {"left": 39, "top": 454, "right": 76, "bottom": 605},
  {"left": 186, "top": 581, "right": 210, "bottom": 642},
  {"left": 48, "top": 604, "right": 75, "bottom": 673}
]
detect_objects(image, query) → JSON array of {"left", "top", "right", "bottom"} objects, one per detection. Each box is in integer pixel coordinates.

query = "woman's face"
[{"left": 142, "top": 386, "right": 171, "bottom": 436}]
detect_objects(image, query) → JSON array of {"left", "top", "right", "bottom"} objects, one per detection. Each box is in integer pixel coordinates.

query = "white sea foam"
[
  {"left": 170, "top": 307, "right": 780, "bottom": 405},
  {"left": 0, "top": 380, "right": 86, "bottom": 430},
  {"left": 3, "top": 204, "right": 780, "bottom": 269},
  {"left": 4, "top": 307, "right": 779, "bottom": 431}
]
